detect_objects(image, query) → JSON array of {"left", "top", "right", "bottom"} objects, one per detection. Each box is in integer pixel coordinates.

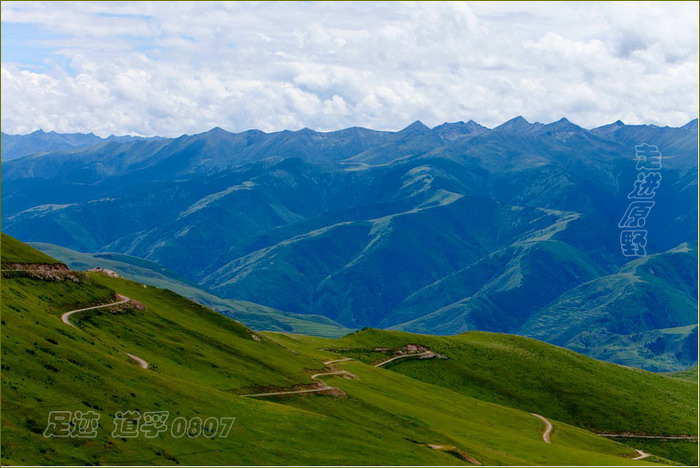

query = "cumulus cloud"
[{"left": 1, "top": 1, "right": 698, "bottom": 136}]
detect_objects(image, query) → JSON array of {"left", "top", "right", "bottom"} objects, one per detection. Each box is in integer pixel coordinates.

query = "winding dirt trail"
[
  {"left": 242, "top": 350, "right": 439, "bottom": 398},
  {"left": 127, "top": 352, "right": 149, "bottom": 369},
  {"left": 323, "top": 357, "right": 353, "bottom": 365},
  {"left": 310, "top": 370, "right": 353, "bottom": 380},
  {"left": 374, "top": 351, "right": 435, "bottom": 367},
  {"left": 427, "top": 444, "right": 482, "bottom": 465},
  {"left": 531, "top": 413, "right": 553, "bottom": 443},
  {"left": 239, "top": 386, "right": 334, "bottom": 397},
  {"left": 632, "top": 449, "right": 651, "bottom": 460},
  {"left": 61, "top": 294, "right": 130, "bottom": 327},
  {"left": 241, "top": 358, "right": 355, "bottom": 397},
  {"left": 60, "top": 294, "right": 150, "bottom": 370}
]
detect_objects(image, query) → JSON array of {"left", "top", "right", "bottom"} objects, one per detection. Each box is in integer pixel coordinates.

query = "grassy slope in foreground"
[
  {"left": 1, "top": 237, "right": 673, "bottom": 465},
  {"left": 30, "top": 241, "right": 352, "bottom": 338}
]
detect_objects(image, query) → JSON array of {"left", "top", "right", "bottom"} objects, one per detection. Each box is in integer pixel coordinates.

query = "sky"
[{"left": 1, "top": 1, "right": 698, "bottom": 137}]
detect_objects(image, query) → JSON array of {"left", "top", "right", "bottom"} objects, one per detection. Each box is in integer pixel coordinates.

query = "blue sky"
[
  {"left": 2, "top": 1, "right": 698, "bottom": 137},
  {"left": 2, "top": 22, "right": 66, "bottom": 71}
]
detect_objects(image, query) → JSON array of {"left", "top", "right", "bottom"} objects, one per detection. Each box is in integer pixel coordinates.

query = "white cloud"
[{"left": 1, "top": 1, "right": 698, "bottom": 137}]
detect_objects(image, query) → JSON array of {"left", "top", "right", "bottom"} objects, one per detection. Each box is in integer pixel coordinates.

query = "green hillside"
[
  {"left": 517, "top": 244, "right": 698, "bottom": 372},
  {"left": 30, "top": 241, "right": 352, "bottom": 338},
  {"left": 1, "top": 237, "right": 693, "bottom": 465},
  {"left": 1, "top": 233, "right": 61, "bottom": 264},
  {"left": 317, "top": 328, "right": 697, "bottom": 436},
  {"left": 385, "top": 231, "right": 610, "bottom": 330},
  {"left": 666, "top": 366, "right": 699, "bottom": 383}
]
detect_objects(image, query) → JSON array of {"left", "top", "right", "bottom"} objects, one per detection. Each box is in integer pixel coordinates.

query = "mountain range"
[
  {"left": 2, "top": 117, "right": 697, "bottom": 371},
  {"left": 1, "top": 129, "right": 162, "bottom": 161}
]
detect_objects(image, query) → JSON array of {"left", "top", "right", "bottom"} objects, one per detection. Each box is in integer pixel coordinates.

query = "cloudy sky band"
[{"left": 1, "top": 1, "right": 698, "bottom": 137}]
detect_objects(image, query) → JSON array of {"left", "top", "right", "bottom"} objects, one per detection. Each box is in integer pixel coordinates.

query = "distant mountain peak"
[
  {"left": 432, "top": 120, "right": 488, "bottom": 140},
  {"left": 494, "top": 116, "right": 534, "bottom": 132},
  {"left": 400, "top": 120, "right": 431, "bottom": 133},
  {"left": 205, "top": 126, "right": 229, "bottom": 134},
  {"left": 543, "top": 117, "right": 584, "bottom": 133},
  {"left": 594, "top": 120, "right": 625, "bottom": 130},
  {"left": 195, "top": 127, "right": 235, "bottom": 140},
  {"left": 682, "top": 118, "right": 698, "bottom": 130},
  {"left": 464, "top": 119, "right": 484, "bottom": 128},
  {"left": 508, "top": 115, "right": 529, "bottom": 124}
]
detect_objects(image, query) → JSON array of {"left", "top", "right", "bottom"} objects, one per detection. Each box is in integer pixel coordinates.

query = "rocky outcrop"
[
  {"left": 88, "top": 267, "right": 121, "bottom": 278},
  {"left": 395, "top": 344, "right": 447, "bottom": 360},
  {"left": 1, "top": 263, "right": 83, "bottom": 282}
]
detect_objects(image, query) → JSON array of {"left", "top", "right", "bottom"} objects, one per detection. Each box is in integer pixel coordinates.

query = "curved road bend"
[
  {"left": 242, "top": 362, "right": 355, "bottom": 397},
  {"left": 244, "top": 352, "right": 437, "bottom": 397},
  {"left": 61, "top": 294, "right": 131, "bottom": 327},
  {"left": 374, "top": 351, "right": 435, "bottom": 367},
  {"left": 127, "top": 352, "right": 149, "bottom": 369},
  {"left": 323, "top": 357, "right": 353, "bottom": 365},
  {"left": 61, "top": 294, "right": 150, "bottom": 370},
  {"left": 531, "top": 413, "right": 553, "bottom": 443},
  {"left": 632, "top": 450, "right": 651, "bottom": 460}
]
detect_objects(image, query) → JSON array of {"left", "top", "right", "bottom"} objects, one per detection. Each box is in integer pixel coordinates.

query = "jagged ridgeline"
[{"left": 1, "top": 233, "right": 697, "bottom": 465}]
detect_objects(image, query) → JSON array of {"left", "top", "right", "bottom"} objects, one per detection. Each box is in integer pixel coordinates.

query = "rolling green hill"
[{"left": 1, "top": 236, "right": 695, "bottom": 465}]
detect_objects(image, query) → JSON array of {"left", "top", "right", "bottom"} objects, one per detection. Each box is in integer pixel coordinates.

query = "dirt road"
[
  {"left": 310, "top": 370, "right": 353, "bottom": 380},
  {"left": 61, "top": 294, "right": 150, "bottom": 370},
  {"left": 531, "top": 413, "right": 553, "bottom": 443},
  {"left": 127, "top": 352, "right": 149, "bottom": 369},
  {"left": 244, "top": 350, "right": 438, "bottom": 397},
  {"left": 374, "top": 351, "right": 435, "bottom": 367},
  {"left": 61, "top": 294, "right": 130, "bottom": 327},
  {"left": 241, "top": 359, "right": 355, "bottom": 397},
  {"left": 240, "top": 386, "right": 334, "bottom": 397},
  {"left": 323, "top": 357, "right": 353, "bottom": 365},
  {"left": 632, "top": 450, "right": 651, "bottom": 460}
]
